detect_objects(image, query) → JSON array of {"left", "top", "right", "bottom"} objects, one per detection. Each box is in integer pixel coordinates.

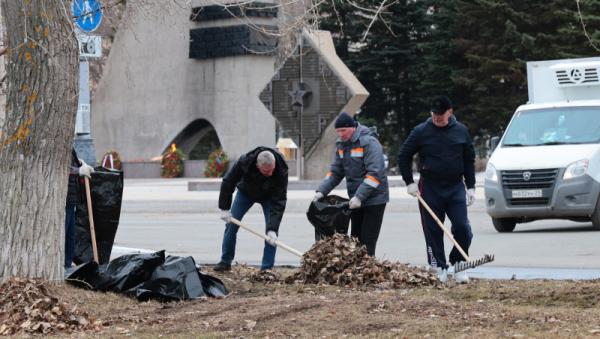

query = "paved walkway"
[
  {"left": 113, "top": 174, "right": 600, "bottom": 281},
  {"left": 121, "top": 173, "right": 487, "bottom": 213}
]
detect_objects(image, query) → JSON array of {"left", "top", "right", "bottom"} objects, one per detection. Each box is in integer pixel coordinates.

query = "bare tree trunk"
[{"left": 0, "top": 1, "right": 78, "bottom": 280}]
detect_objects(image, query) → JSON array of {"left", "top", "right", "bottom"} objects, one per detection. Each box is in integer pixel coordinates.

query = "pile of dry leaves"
[
  {"left": 285, "top": 234, "right": 440, "bottom": 288},
  {"left": 0, "top": 277, "right": 99, "bottom": 336}
]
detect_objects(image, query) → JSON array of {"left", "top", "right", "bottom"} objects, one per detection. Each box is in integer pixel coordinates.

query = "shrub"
[
  {"left": 475, "top": 157, "right": 488, "bottom": 172},
  {"left": 204, "top": 148, "right": 229, "bottom": 178},
  {"left": 161, "top": 144, "right": 185, "bottom": 178},
  {"left": 101, "top": 150, "right": 122, "bottom": 170}
]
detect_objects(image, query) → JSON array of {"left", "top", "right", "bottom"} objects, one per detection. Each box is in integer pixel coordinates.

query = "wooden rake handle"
[
  {"left": 416, "top": 193, "right": 471, "bottom": 261},
  {"left": 84, "top": 177, "right": 99, "bottom": 264},
  {"left": 230, "top": 218, "right": 303, "bottom": 258}
]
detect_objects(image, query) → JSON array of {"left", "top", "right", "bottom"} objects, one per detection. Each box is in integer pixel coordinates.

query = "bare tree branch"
[
  {"left": 361, "top": 0, "right": 387, "bottom": 41},
  {"left": 576, "top": 0, "right": 600, "bottom": 53}
]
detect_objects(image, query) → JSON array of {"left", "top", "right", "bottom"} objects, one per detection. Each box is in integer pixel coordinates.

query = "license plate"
[{"left": 511, "top": 189, "right": 543, "bottom": 198}]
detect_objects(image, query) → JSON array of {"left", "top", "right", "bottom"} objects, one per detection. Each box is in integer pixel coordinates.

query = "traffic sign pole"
[{"left": 72, "top": 0, "right": 103, "bottom": 165}]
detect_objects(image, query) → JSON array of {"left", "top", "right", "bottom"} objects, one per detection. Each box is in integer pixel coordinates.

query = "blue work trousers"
[
  {"left": 220, "top": 190, "right": 276, "bottom": 270},
  {"left": 418, "top": 178, "right": 473, "bottom": 269},
  {"left": 64, "top": 204, "right": 76, "bottom": 268}
]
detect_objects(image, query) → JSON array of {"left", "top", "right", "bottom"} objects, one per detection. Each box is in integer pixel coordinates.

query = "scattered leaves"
[
  {"left": 0, "top": 277, "right": 100, "bottom": 336},
  {"left": 248, "top": 270, "right": 282, "bottom": 284}
]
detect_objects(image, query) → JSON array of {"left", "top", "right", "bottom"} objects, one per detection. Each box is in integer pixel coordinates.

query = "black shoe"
[{"left": 213, "top": 262, "right": 231, "bottom": 272}]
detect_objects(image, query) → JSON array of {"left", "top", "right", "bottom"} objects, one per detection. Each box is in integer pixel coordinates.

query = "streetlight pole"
[{"left": 298, "top": 34, "right": 304, "bottom": 180}]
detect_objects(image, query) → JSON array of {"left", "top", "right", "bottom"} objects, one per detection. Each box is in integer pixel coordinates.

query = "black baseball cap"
[{"left": 431, "top": 96, "right": 452, "bottom": 115}]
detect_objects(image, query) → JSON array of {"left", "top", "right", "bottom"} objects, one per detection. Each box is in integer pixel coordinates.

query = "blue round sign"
[{"left": 72, "top": 0, "right": 103, "bottom": 32}]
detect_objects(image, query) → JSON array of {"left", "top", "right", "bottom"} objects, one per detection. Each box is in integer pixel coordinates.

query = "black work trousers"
[
  {"left": 418, "top": 178, "right": 473, "bottom": 269},
  {"left": 350, "top": 203, "right": 386, "bottom": 256}
]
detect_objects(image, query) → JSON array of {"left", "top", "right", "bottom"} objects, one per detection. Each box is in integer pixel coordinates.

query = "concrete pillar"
[{"left": 92, "top": 1, "right": 278, "bottom": 164}]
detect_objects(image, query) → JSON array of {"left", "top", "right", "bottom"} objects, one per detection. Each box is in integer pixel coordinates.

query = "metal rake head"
[{"left": 454, "top": 254, "right": 495, "bottom": 273}]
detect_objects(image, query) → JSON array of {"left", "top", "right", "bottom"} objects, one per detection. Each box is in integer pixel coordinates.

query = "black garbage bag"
[
  {"left": 198, "top": 271, "right": 229, "bottom": 298},
  {"left": 306, "top": 194, "right": 351, "bottom": 236},
  {"left": 128, "top": 256, "right": 206, "bottom": 302},
  {"left": 74, "top": 168, "right": 124, "bottom": 265},
  {"left": 95, "top": 251, "right": 166, "bottom": 292},
  {"left": 65, "top": 251, "right": 229, "bottom": 302},
  {"left": 64, "top": 261, "right": 101, "bottom": 289},
  {"left": 64, "top": 251, "right": 165, "bottom": 291}
]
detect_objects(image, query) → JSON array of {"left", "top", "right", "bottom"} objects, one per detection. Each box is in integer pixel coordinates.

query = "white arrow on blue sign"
[{"left": 72, "top": 0, "right": 103, "bottom": 32}]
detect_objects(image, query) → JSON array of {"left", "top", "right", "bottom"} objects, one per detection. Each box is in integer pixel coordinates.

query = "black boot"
[{"left": 213, "top": 262, "right": 231, "bottom": 272}]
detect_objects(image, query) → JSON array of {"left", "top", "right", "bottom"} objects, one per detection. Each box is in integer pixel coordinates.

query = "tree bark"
[{"left": 0, "top": 1, "right": 78, "bottom": 280}]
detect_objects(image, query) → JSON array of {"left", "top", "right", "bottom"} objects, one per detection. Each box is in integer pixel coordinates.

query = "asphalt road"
[{"left": 113, "top": 197, "right": 600, "bottom": 279}]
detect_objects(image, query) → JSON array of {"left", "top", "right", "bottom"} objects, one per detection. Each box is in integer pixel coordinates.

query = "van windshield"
[{"left": 502, "top": 107, "right": 600, "bottom": 146}]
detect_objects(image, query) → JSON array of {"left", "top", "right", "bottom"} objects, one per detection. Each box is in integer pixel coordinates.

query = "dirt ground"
[{"left": 7, "top": 266, "right": 600, "bottom": 338}]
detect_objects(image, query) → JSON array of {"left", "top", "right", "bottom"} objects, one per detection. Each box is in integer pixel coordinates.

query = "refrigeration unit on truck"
[{"left": 484, "top": 57, "right": 600, "bottom": 232}]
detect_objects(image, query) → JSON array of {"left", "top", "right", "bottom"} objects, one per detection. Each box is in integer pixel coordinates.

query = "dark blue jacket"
[
  {"left": 397, "top": 116, "right": 476, "bottom": 188},
  {"left": 66, "top": 149, "right": 82, "bottom": 205}
]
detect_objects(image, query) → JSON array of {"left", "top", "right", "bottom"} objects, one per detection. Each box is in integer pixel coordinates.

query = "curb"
[{"left": 121, "top": 199, "right": 489, "bottom": 214}]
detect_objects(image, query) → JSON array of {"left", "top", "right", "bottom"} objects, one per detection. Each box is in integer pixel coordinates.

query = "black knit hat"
[
  {"left": 431, "top": 96, "right": 453, "bottom": 114},
  {"left": 334, "top": 112, "right": 357, "bottom": 128}
]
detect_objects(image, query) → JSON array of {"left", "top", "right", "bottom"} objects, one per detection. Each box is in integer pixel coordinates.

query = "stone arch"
[{"left": 165, "top": 119, "right": 222, "bottom": 160}]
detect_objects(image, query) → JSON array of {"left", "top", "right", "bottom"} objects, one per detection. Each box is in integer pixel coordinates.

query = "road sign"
[
  {"left": 77, "top": 34, "right": 102, "bottom": 58},
  {"left": 72, "top": 0, "right": 103, "bottom": 32}
]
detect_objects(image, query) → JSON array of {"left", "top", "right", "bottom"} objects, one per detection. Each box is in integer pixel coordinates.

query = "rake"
[
  {"left": 416, "top": 193, "right": 494, "bottom": 273},
  {"left": 230, "top": 218, "right": 303, "bottom": 258},
  {"left": 84, "top": 177, "right": 99, "bottom": 264}
]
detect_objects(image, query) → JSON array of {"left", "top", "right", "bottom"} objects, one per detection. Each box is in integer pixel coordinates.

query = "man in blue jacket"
[
  {"left": 315, "top": 112, "right": 389, "bottom": 256},
  {"left": 397, "top": 96, "right": 476, "bottom": 283}
]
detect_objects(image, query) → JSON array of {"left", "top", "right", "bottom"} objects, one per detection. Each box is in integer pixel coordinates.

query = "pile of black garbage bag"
[
  {"left": 66, "top": 250, "right": 228, "bottom": 302},
  {"left": 67, "top": 168, "right": 228, "bottom": 302},
  {"left": 307, "top": 194, "right": 351, "bottom": 238}
]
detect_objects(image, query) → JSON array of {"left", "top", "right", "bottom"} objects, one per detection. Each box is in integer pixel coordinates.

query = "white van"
[{"left": 484, "top": 57, "right": 600, "bottom": 232}]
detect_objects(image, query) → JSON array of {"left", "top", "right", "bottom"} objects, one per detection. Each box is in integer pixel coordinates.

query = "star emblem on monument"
[{"left": 288, "top": 83, "right": 310, "bottom": 107}]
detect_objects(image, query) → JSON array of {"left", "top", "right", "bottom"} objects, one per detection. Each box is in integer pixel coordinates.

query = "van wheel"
[
  {"left": 492, "top": 218, "right": 516, "bottom": 232},
  {"left": 592, "top": 195, "right": 600, "bottom": 230}
]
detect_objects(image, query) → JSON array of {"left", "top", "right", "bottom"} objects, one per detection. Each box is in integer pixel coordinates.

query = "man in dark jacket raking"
[
  {"left": 314, "top": 112, "right": 389, "bottom": 256},
  {"left": 215, "top": 147, "right": 288, "bottom": 272},
  {"left": 397, "top": 96, "right": 476, "bottom": 284}
]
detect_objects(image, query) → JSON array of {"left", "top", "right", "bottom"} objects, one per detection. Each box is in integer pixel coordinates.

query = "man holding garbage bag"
[
  {"left": 314, "top": 112, "right": 389, "bottom": 256},
  {"left": 64, "top": 148, "right": 94, "bottom": 268},
  {"left": 214, "top": 147, "right": 288, "bottom": 272}
]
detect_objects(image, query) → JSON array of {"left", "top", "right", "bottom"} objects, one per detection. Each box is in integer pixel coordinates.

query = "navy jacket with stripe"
[{"left": 317, "top": 124, "right": 389, "bottom": 206}]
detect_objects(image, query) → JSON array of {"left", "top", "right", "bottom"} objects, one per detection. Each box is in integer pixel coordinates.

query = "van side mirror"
[{"left": 490, "top": 136, "right": 500, "bottom": 152}]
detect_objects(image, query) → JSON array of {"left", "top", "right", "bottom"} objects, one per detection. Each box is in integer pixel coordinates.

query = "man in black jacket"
[
  {"left": 214, "top": 147, "right": 288, "bottom": 271},
  {"left": 397, "top": 96, "right": 476, "bottom": 283},
  {"left": 65, "top": 148, "right": 94, "bottom": 268}
]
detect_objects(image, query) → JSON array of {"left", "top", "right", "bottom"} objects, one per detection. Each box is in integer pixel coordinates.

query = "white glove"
[
  {"left": 349, "top": 196, "right": 362, "bottom": 209},
  {"left": 407, "top": 183, "right": 418, "bottom": 197},
  {"left": 220, "top": 210, "right": 232, "bottom": 223},
  {"left": 266, "top": 230, "right": 278, "bottom": 246},
  {"left": 313, "top": 192, "right": 324, "bottom": 202},
  {"left": 78, "top": 160, "right": 95, "bottom": 179},
  {"left": 466, "top": 188, "right": 476, "bottom": 206}
]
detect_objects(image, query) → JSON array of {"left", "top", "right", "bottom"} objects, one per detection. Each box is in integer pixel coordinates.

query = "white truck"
[{"left": 484, "top": 57, "right": 600, "bottom": 232}]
